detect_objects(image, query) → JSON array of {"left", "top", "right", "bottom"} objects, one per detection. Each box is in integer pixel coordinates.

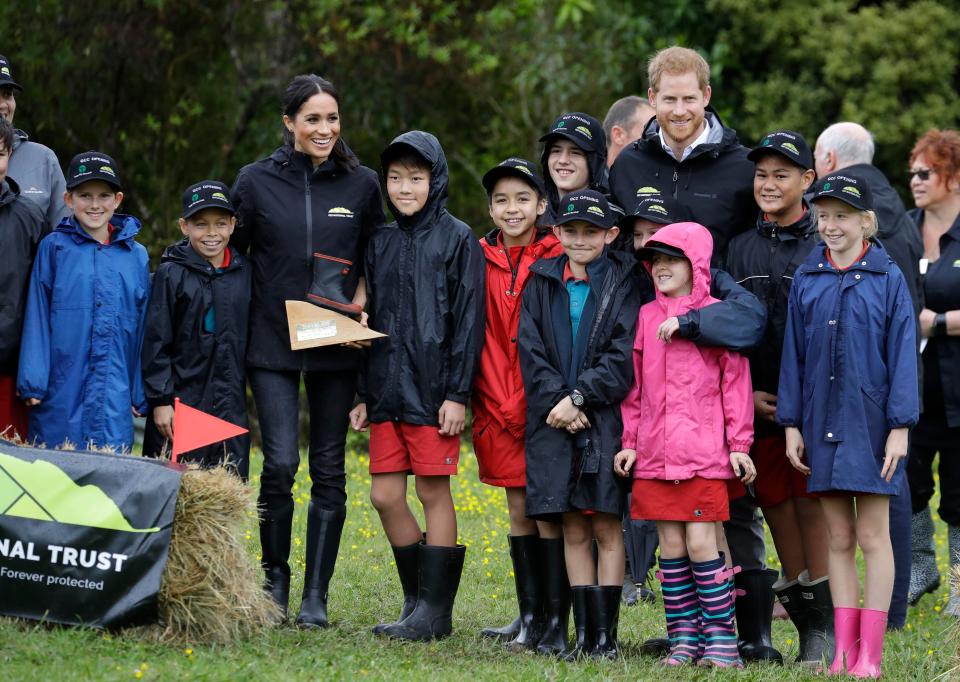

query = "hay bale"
[{"left": 148, "top": 466, "right": 279, "bottom": 644}]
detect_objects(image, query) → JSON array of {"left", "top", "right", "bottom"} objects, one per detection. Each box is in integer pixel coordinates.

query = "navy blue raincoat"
[
  {"left": 17, "top": 216, "right": 150, "bottom": 451},
  {"left": 776, "top": 241, "right": 918, "bottom": 494}
]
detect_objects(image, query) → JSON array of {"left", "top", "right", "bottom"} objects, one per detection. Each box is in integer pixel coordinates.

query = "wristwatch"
[
  {"left": 570, "top": 390, "right": 585, "bottom": 408},
  {"left": 934, "top": 312, "right": 948, "bottom": 337}
]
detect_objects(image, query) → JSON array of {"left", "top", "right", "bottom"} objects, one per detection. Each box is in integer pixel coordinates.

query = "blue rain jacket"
[
  {"left": 17, "top": 215, "right": 150, "bottom": 451},
  {"left": 776, "top": 240, "right": 918, "bottom": 494}
]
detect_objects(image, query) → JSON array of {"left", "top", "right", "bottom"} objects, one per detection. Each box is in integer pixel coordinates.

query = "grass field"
[{"left": 1, "top": 439, "right": 956, "bottom": 681}]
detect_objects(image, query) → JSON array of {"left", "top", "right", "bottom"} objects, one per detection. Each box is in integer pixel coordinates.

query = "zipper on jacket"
[
  {"left": 504, "top": 246, "right": 526, "bottom": 296},
  {"left": 385, "top": 231, "right": 412, "bottom": 417},
  {"left": 303, "top": 170, "right": 313, "bottom": 372},
  {"left": 672, "top": 167, "right": 679, "bottom": 199}
]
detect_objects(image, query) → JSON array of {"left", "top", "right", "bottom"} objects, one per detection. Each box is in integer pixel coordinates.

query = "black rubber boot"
[
  {"left": 480, "top": 535, "right": 523, "bottom": 641},
  {"left": 259, "top": 494, "right": 293, "bottom": 621},
  {"left": 306, "top": 252, "right": 362, "bottom": 318},
  {"left": 735, "top": 568, "right": 784, "bottom": 664},
  {"left": 504, "top": 535, "right": 545, "bottom": 650},
  {"left": 372, "top": 540, "right": 421, "bottom": 635},
  {"left": 640, "top": 637, "right": 671, "bottom": 657},
  {"left": 591, "top": 585, "right": 622, "bottom": 660},
  {"left": 798, "top": 571, "right": 834, "bottom": 666},
  {"left": 773, "top": 578, "right": 808, "bottom": 662},
  {"left": 535, "top": 537, "right": 571, "bottom": 656},
  {"left": 295, "top": 503, "right": 347, "bottom": 628},
  {"left": 383, "top": 544, "right": 466, "bottom": 641},
  {"left": 561, "top": 586, "right": 595, "bottom": 661}
]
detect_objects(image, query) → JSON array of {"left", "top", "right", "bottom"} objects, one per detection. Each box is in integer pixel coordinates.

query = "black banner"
[{"left": 0, "top": 441, "right": 181, "bottom": 627}]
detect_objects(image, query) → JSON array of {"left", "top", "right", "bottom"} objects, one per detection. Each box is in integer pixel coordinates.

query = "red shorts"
[
  {"left": 473, "top": 419, "right": 525, "bottom": 487},
  {"left": 631, "top": 477, "right": 731, "bottom": 522},
  {"left": 750, "top": 435, "right": 811, "bottom": 508},
  {"left": 0, "top": 375, "right": 28, "bottom": 441},
  {"left": 369, "top": 421, "right": 460, "bottom": 476}
]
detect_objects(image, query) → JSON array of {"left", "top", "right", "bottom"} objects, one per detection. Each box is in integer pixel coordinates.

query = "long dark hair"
[{"left": 282, "top": 74, "right": 359, "bottom": 172}]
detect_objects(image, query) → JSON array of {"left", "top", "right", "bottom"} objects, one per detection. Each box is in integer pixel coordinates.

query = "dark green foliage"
[{"left": 2, "top": 0, "right": 957, "bottom": 259}]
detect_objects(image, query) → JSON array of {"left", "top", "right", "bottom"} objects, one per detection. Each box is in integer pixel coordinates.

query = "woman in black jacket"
[
  {"left": 905, "top": 128, "right": 960, "bottom": 614},
  {"left": 231, "top": 74, "right": 384, "bottom": 627}
]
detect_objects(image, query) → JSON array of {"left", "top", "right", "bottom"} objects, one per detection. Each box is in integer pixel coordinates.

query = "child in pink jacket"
[{"left": 614, "top": 221, "right": 755, "bottom": 668}]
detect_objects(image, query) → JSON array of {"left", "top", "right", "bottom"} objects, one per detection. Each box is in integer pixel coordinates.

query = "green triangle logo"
[{"left": 0, "top": 453, "right": 159, "bottom": 533}]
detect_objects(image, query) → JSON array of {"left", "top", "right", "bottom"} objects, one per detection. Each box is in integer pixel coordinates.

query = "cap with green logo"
[
  {"left": 625, "top": 195, "right": 689, "bottom": 226},
  {"left": 182, "top": 179, "right": 235, "bottom": 218},
  {"left": 482, "top": 157, "right": 546, "bottom": 198},
  {"left": 747, "top": 129, "right": 813, "bottom": 171},
  {"left": 556, "top": 189, "right": 616, "bottom": 229},
  {"left": 0, "top": 54, "right": 23, "bottom": 92},
  {"left": 66, "top": 151, "right": 122, "bottom": 191},
  {"left": 811, "top": 173, "right": 873, "bottom": 211},
  {"left": 539, "top": 112, "right": 605, "bottom": 154}
]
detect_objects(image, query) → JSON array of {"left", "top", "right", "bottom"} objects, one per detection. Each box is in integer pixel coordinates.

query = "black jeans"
[
  {"left": 908, "top": 407, "right": 960, "bottom": 525},
  {"left": 249, "top": 368, "right": 357, "bottom": 509}
]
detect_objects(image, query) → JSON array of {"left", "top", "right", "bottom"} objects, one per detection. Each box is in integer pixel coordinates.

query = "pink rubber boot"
[
  {"left": 827, "top": 607, "right": 861, "bottom": 674},
  {"left": 848, "top": 609, "right": 887, "bottom": 678}
]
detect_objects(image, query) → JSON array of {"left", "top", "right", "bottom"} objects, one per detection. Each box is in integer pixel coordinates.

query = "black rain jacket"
[
  {"left": 231, "top": 144, "right": 384, "bottom": 372},
  {"left": 609, "top": 110, "right": 755, "bottom": 264},
  {"left": 520, "top": 249, "right": 641, "bottom": 518},
  {"left": 725, "top": 205, "right": 819, "bottom": 436},
  {"left": 0, "top": 177, "right": 48, "bottom": 374},
  {"left": 363, "top": 131, "right": 485, "bottom": 425},
  {"left": 540, "top": 127, "right": 612, "bottom": 226},
  {"left": 140, "top": 240, "right": 251, "bottom": 469}
]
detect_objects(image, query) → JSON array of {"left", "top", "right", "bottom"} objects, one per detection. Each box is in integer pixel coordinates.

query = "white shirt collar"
[{"left": 659, "top": 116, "right": 713, "bottom": 162}]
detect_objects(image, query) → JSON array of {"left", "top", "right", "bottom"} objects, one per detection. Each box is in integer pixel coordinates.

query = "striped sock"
[
  {"left": 657, "top": 556, "right": 700, "bottom": 665},
  {"left": 692, "top": 556, "right": 743, "bottom": 668}
]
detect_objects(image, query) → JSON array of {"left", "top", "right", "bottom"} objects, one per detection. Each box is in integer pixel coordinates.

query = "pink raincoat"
[{"left": 621, "top": 222, "right": 753, "bottom": 481}]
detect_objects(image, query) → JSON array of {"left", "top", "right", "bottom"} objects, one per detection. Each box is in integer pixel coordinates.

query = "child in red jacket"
[
  {"left": 615, "top": 221, "right": 755, "bottom": 668},
  {"left": 473, "top": 158, "right": 567, "bottom": 653}
]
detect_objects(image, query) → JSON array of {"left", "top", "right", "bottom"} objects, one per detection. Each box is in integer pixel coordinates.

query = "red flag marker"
[{"left": 171, "top": 398, "right": 248, "bottom": 462}]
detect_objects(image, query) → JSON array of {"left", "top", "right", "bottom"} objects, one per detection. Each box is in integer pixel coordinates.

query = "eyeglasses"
[{"left": 908, "top": 168, "right": 935, "bottom": 182}]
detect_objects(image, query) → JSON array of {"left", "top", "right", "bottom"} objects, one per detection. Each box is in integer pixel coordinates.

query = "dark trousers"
[
  {"left": 907, "top": 411, "right": 960, "bottom": 525},
  {"left": 888, "top": 475, "right": 911, "bottom": 628},
  {"left": 249, "top": 368, "right": 357, "bottom": 509},
  {"left": 724, "top": 494, "right": 766, "bottom": 571}
]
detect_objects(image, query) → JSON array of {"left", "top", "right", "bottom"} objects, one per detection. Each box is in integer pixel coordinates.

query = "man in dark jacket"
[
  {"left": 0, "top": 116, "right": 47, "bottom": 439},
  {"left": 610, "top": 48, "right": 768, "bottom": 636},
  {"left": 604, "top": 96, "right": 655, "bottom": 167},
  {"left": 609, "top": 47, "right": 755, "bottom": 264},
  {"left": 813, "top": 122, "right": 920, "bottom": 630},
  {"left": 351, "top": 130, "right": 484, "bottom": 643},
  {"left": 141, "top": 181, "right": 251, "bottom": 478}
]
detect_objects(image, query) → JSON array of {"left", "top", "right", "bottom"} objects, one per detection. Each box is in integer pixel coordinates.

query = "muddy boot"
[
  {"left": 908, "top": 508, "right": 941, "bottom": 605},
  {"left": 735, "top": 568, "right": 783, "bottom": 664},
  {"left": 383, "top": 544, "right": 466, "bottom": 641},
  {"left": 306, "top": 252, "right": 362, "bottom": 318},
  {"left": 535, "top": 538, "right": 571, "bottom": 656},
  {"left": 259, "top": 494, "right": 293, "bottom": 621},
  {"left": 295, "top": 504, "right": 346, "bottom": 628},
  {"left": 372, "top": 539, "right": 421, "bottom": 635},
  {"left": 946, "top": 525, "right": 960, "bottom": 616}
]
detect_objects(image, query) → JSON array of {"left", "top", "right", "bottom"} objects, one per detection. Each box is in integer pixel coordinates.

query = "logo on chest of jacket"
[
  {"left": 635, "top": 186, "right": 661, "bottom": 197},
  {"left": 328, "top": 207, "right": 355, "bottom": 219},
  {"left": 953, "top": 259, "right": 960, "bottom": 268}
]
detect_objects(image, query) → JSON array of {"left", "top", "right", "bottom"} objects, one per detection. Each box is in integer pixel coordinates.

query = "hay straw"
[{"left": 145, "top": 466, "right": 279, "bottom": 645}]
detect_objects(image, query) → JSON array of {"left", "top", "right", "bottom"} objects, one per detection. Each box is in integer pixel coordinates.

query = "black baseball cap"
[
  {"left": 65, "top": 151, "right": 122, "bottom": 191},
  {"left": 635, "top": 239, "right": 687, "bottom": 262},
  {"left": 747, "top": 130, "right": 813, "bottom": 171},
  {"left": 0, "top": 55, "right": 22, "bottom": 92},
  {"left": 182, "top": 180, "right": 235, "bottom": 219},
  {"left": 482, "top": 157, "right": 546, "bottom": 197},
  {"left": 556, "top": 189, "right": 616, "bottom": 229},
  {"left": 624, "top": 195, "right": 688, "bottom": 226},
  {"left": 811, "top": 173, "right": 873, "bottom": 211},
  {"left": 539, "top": 112, "right": 605, "bottom": 155}
]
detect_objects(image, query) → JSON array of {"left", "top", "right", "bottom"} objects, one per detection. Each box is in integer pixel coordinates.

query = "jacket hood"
[
  {"left": 0, "top": 176, "right": 19, "bottom": 207},
  {"left": 11, "top": 128, "right": 28, "bottom": 152},
  {"left": 637, "top": 108, "right": 741, "bottom": 159},
  {"left": 381, "top": 130, "right": 449, "bottom": 230},
  {"left": 540, "top": 113, "right": 610, "bottom": 214},
  {"left": 55, "top": 213, "right": 142, "bottom": 246},
  {"left": 268, "top": 142, "right": 353, "bottom": 177},
  {"left": 161, "top": 237, "right": 242, "bottom": 274},
  {"left": 644, "top": 221, "right": 713, "bottom": 307}
]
